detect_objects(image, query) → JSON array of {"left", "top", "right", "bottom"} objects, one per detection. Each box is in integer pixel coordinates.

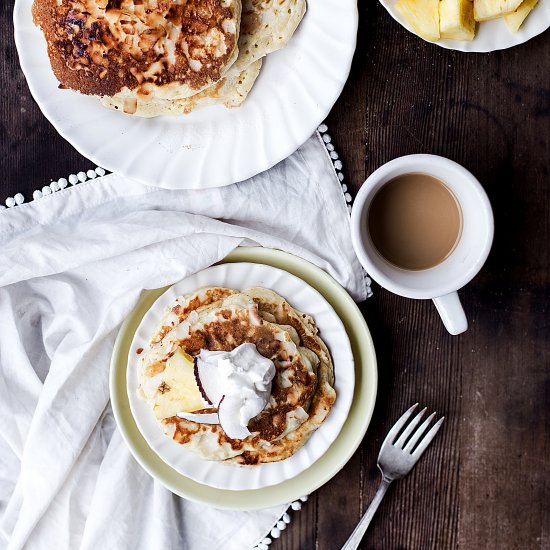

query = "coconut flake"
[
  {"left": 218, "top": 396, "right": 252, "bottom": 439},
  {"left": 176, "top": 411, "right": 219, "bottom": 424},
  {"left": 194, "top": 356, "right": 225, "bottom": 405}
]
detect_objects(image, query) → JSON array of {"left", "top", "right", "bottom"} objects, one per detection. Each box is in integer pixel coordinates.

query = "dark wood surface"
[{"left": 1, "top": 2, "right": 549, "bottom": 549}]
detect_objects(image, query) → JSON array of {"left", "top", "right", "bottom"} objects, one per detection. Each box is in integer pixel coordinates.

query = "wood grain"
[
  {"left": 0, "top": 1, "right": 92, "bottom": 199},
  {"left": 1, "top": 1, "right": 549, "bottom": 549},
  {"left": 282, "top": 2, "right": 550, "bottom": 549}
]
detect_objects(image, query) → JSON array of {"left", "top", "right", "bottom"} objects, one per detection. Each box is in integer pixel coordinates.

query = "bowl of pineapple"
[{"left": 380, "top": 0, "right": 549, "bottom": 51}]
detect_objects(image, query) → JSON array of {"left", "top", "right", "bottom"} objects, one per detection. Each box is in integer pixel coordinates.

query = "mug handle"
[{"left": 432, "top": 292, "right": 468, "bottom": 335}]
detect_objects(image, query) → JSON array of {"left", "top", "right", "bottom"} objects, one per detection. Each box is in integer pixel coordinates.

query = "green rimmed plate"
[{"left": 109, "top": 247, "right": 377, "bottom": 510}]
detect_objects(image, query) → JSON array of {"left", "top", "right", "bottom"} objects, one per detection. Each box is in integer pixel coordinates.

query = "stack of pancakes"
[
  {"left": 32, "top": 0, "right": 306, "bottom": 117},
  {"left": 138, "top": 287, "right": 336, "bottom": 465}
]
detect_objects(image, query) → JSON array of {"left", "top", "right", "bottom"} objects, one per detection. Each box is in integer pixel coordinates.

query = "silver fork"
[{"left": 341, "top": 404, "right": 445, "bottom": 550}]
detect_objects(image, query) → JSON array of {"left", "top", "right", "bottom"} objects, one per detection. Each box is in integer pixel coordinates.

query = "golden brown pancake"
[
  {"left": 100, "top": 57, "right": 262, "bottom": 115},
  {"left": 151, "top": 286, "right": 237, "bottom": 344},
  {"left": 32, "top": 0, "right": 241, "bottom": 102},
  {"left": 99, "top": 0, "right": 306, "bottom": 116}
]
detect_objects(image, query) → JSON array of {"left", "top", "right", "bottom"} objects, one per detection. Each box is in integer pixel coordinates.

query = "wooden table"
[{"left": 2, "top": 2, "right": 549, "bottom": 549}]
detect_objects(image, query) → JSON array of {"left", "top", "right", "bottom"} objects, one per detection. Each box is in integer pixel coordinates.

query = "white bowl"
[{"left": 380, "top": 0, "right": 550, "bottom": 52}]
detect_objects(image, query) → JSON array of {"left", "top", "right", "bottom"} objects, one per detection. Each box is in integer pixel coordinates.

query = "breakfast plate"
[
  {"left": 13, "top": 0, "right": 358, "bottom": 189},
  {"left": 380, "top": 0, "right": 550, "bottom": 52},
  {"left": 127, "top": 261, "right": 355, "bottom": 491},
  {"left": 110, "top": 247, "right": 377, "bottom": 509}
]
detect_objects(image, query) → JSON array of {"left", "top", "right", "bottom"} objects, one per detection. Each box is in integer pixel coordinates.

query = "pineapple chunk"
[
  {"left": 396, "top": 0, "right": 440, "bottom": 42},
  {"left": 152, "top": 348, "right": 204, "bottom": 420},
  {"left": 474, "top": 0, "right": 523, "bottom": 21},
  {"left": 440, "top": 0, "right": 476, "bottom": 41},
  {"left": 504, "top": 0, "right": 539, "bottom": 31}
]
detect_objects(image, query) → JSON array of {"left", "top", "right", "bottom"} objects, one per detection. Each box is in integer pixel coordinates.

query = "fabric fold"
[{"left": 0, "top": 133, "right": 368, "bottom": 550}]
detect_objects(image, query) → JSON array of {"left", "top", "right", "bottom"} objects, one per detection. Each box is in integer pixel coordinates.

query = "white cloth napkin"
[{"left": 0, "top": 132, "right": 369, "bottom": 550}]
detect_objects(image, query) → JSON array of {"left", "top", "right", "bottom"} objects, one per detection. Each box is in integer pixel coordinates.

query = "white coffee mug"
[{"left": 350, "top": 154, "right": 494, "bottom": 335}]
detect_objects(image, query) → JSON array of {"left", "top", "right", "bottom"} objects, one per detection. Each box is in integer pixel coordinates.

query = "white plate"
[
  {"left": 127, "top": 262, "right": 355, "bottom": 491},
  {"left": 13, "top": 0, "right": 357, "bottom": 189},
  {"left": 380, "top": 0, "right": 550, "bottom": 52}
]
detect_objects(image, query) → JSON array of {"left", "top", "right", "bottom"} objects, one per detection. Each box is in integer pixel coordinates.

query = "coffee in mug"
[{"left": 367, "top": 173, "right": 462, "bottom": 271}]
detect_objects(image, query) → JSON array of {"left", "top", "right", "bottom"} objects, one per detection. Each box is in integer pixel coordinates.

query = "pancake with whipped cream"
[
  {"left": 137, "top": 287, "right": 335, "bottom": 464},
  {"left": 32, "top": 0, "right": 241, "bottom": 104}
]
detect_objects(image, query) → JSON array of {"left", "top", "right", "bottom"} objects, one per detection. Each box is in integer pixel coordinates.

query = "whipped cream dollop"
[{"left": 177, "top": 343, "right": 276, "bottom": 439}]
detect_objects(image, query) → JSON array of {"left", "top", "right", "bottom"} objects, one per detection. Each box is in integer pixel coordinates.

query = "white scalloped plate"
[
  {"left": 381, "top": 0, "right": 550, "bottom": 52},
  {"left": 13, "top": 0, "right": 357, "bottom": 189},
  {"left": 127, "top": 262, "right": 354, "bottom": 491}
]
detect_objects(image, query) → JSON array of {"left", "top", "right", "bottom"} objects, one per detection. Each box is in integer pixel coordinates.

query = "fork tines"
[{"left": 385, "top": 403, "right": 444, "bottom": 457}]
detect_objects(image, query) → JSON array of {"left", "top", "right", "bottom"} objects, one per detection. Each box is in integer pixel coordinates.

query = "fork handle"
[{"left": 341, "top": 478, "right": 392, "bottom": 550}]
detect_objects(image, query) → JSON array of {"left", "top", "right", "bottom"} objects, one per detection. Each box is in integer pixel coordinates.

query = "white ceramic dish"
[
  {"left": 380, "top": 0, "right": 550, "bottom": 52},
  {"left": 127, "top": 262, "right": 355, "bottom": 491},
  {"left": 13, "top": 0, "right": 358, "bottom": 189}
]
